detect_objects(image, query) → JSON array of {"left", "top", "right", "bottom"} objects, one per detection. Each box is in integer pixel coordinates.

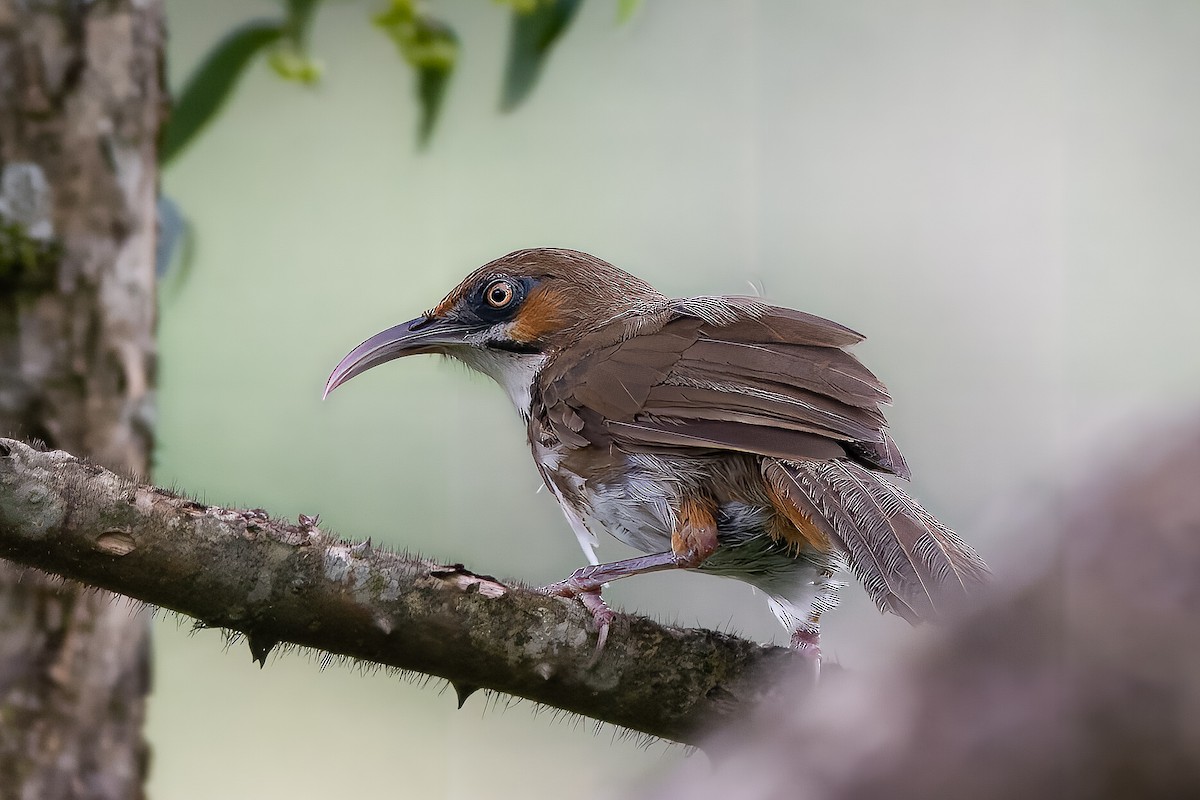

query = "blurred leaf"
[
  {"left": 270, "top": 0, "right": 324, "bottom": 84},
  {"left": 616, "top": 0, "right": 640, "bottom": 24},
  {"left": 161, "top": 19, "right": 285, "bottom": 165},
  {"left": 494, "top": 0, "right": 542, "bottom": 11},
  {"left": 283, "top": 0, "right": 321, "bottom": 45},
  {"left": 500, "top": 0, "right": 583, "bottom": 112},
  {"left": 267, "top": 47, "right": 323, "bottom": 84},
  {"left": 374, "top": 2, "right": 459, "bottom": 146},
  {"left": 415, "top": 58, "right": 454, "bottom": 145}
]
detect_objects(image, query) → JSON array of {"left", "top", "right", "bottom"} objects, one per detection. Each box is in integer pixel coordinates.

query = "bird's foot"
[
  {"left": 539, "top": 568, "right": 614, "bottom": 667},
  {"left": 790, "top": 626, "right": 822, "bottom": 682},
  {"left": 576, "top": 589, "right": 615, "bottom": 666},
  {"left": 538, "top": 553, "right": 681, "bottom": 667}
]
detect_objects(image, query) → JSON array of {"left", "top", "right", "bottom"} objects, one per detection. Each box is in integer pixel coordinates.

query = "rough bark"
[
  {"left": 0, "top": 438, "right": 810, "bottom": 745},
  {"left": 0, "top": 2, "right": 163, "bottom": 798}
]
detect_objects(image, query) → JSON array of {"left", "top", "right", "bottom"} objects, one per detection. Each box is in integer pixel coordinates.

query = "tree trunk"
[{"left": 0, "top": 1, "right": 163, "bottom": 798}]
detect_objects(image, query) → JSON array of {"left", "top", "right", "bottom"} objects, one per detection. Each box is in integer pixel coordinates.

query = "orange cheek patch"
[{"left": 508, "top": 285, "right": 570, "bottom": 344}]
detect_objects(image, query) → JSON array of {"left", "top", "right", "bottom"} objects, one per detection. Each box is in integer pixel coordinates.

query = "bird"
[{"left": 323, "top": 247, "right": 989, "bottom": 665}]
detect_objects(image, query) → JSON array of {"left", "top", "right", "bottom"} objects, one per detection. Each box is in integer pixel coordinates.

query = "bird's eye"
[{"left": 485, "top": 279, "right": 515, "bottom": 309}]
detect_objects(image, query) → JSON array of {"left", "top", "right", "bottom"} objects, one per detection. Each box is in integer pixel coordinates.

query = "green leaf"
[
  {"left": 374, "top": 2, "right": 459, "bottom": 146},
  {"left": 161, "top": 19, "right": 285, "bottom": 165},
  {"left": 283, "top": 0, "right": 322, "bottom": 46},
  {"left": 500, "top": 0, "right": 584, "bottom": 112},
  {"left": 269, "top": 0, "right": 324, "bottom": 84},
  {"left": 493, "top": 0, "right": 541, "bottom": 11},
  {"left": 616, "top": 0, "right": 640, "bottom": 24},
  {"left": 267, "top": 46, "right": 323, "bottom": 84},
  {"left": 415, "top": 59, "right": 454, "bottom": 145}
]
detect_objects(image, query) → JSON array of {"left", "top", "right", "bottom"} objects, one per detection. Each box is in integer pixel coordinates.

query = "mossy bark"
[{"left": 0, "top": 1, "right": 163, "bottom": 797}]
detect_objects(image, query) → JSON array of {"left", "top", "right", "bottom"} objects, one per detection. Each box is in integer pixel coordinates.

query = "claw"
[
  {"left": 536, "top": 552, "right": 683, "bottom": 666},
  {"left": 577, "top": 589, "right": 614, "bottom": 667},
  {"left": 538, "top": 568, "right": 614, "bottom": 666}
]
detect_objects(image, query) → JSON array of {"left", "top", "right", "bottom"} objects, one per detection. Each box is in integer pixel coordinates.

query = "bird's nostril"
[{"left": 409, "top": 316, "right": 436, "bottom": 331}]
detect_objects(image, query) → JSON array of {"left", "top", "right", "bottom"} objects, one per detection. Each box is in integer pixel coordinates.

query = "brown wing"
[{"left": 537, "top": 297, "right": 909, "bottom": 477}]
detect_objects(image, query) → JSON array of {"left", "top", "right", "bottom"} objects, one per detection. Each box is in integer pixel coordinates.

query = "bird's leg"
[
  {"left": 789, "top": 565, "right": 841, "bottom": 678},
  {"left": 539, "top": 551, "right": 680, "bottom": 665},
  {"left": 790, "top": 619, "right": 823, "bottom": 683},
  {"left": 790, "top": 591, "right": 827, "bottom": 655},
  {"left": 540, "top": 551, "right": 684, "bottom": 596},
  {"left": 790, "top": 624, "right": 821, "bottom": 655},
  {"left": 541, "top": 496, "right": 719, "bottom": 664},
  {"left": 791, "top": 624, "right": 823, "bottom": 685}
]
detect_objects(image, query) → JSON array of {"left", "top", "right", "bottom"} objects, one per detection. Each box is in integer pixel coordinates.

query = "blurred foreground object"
[{"left": 651, "top": 413, "right": 1200, "bottom": 799}]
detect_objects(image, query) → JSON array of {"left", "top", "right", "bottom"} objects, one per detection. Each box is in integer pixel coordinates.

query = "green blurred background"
[{"left": 150, "top": 1, "right": 1200, "bottom": 797}]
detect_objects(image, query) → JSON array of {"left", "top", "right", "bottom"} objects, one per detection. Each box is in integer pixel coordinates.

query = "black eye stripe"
[
  {"left": 487, "top": 340, "right": 541, "bottom": 354},
  {"left": 469, "top": 276, "right": 533, "bottom": 322}
]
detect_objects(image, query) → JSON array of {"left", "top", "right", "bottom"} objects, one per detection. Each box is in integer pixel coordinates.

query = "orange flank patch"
[
  {"left": 671, "top": 496, "right": 719, "bottom": 566},
  {"left": 508, "top": 284, "right": 571, "bottom": 345},
  {"left": 764, "top": 473, "right": 834, "bottom": 553}
]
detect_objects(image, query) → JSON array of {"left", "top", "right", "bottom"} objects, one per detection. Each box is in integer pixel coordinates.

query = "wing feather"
[
  {"left": 675, "top": 297, "right": 866, "bottom": 347},
  {"left": 537, "top": 299, "right": 907, "bottom": 474},
  {"left": 607, "top": 418, "right": 847, "bottom": 462},
  {"left": 683, "top": 339, "right": 890, "bottom": 408},
  {"left": 764, "top": 459, "right": 990, "bottom": 622}
]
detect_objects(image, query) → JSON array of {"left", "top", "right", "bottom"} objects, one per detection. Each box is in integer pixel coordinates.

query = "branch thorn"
[
  {"left": 247, "top": 632, "right": 278, "bottom": 668},
  {"left": 452, "top": 681, "right": 479, "bottom": 709}
]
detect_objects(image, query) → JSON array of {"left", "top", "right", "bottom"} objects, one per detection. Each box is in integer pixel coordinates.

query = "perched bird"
[{"left": 324, "top": 248, "right": 989, "bottom": 663}]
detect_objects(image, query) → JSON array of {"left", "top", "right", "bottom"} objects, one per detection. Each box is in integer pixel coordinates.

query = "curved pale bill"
[{"left": 323, "top": 317, "right": 469, "bottom": 399}]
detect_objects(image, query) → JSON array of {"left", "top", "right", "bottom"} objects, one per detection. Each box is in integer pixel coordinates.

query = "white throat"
[{"left": 450, "top": 348, "right": 547, "bottom": 418}]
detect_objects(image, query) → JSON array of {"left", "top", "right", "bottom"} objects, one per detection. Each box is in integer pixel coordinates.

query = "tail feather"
[{"left": 765, "top": 459, "right": 990, "bottom": 622}]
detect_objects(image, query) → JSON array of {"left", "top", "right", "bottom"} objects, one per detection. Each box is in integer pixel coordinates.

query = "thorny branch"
[{"left": 0, "top": 438, "right": 806, "bottom": 745}]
